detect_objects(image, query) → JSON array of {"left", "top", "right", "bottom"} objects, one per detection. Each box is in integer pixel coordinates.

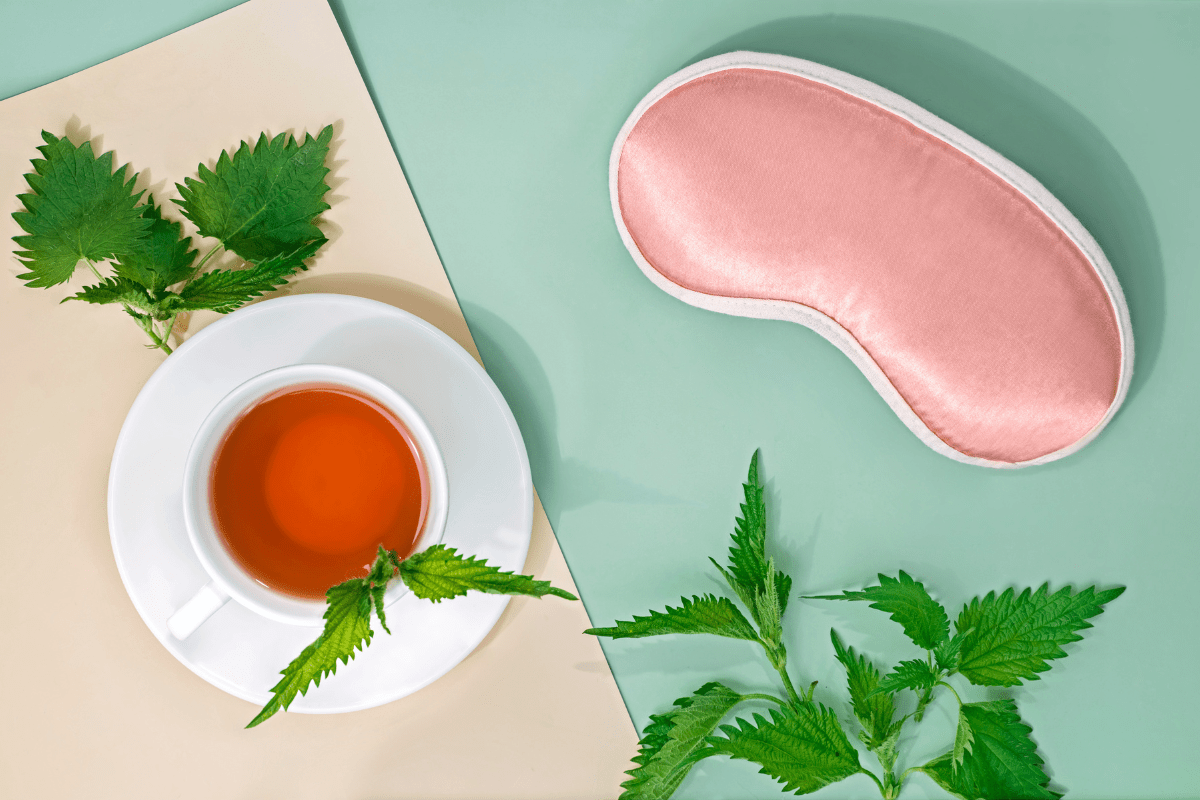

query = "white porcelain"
[
  {"left": 108, "top": 294, "right": 534, "bottom": 713},
  {"left": 170, "top": 363, "right": 449, "bottom": 637}
]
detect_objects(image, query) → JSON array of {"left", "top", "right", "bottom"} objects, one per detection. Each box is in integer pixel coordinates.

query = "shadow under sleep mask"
[{"left": 610, "top": 52, "right": 1132, "bottom": 469}]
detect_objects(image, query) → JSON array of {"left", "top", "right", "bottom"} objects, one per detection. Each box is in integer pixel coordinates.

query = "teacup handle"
[{"left": 167, "top": 582, "right": 231, "bottom": 640}]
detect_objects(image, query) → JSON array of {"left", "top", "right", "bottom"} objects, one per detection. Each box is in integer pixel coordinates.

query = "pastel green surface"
[{"left": 3, "top": 2, "right": 1197, "bottom": 798}]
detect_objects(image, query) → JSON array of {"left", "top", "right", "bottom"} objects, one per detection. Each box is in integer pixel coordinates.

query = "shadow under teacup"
[{"left": 167, "top": 363, "right": 449, "bottom": 639}]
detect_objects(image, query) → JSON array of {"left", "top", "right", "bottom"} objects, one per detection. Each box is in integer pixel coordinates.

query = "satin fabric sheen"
[{"left": 617, "top": 68, "right": 1122, "bottom": 463}]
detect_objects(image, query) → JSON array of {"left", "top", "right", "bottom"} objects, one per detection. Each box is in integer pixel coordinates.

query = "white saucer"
[{"left": 108, "top": 294, "right": 534, "bottom": 713}]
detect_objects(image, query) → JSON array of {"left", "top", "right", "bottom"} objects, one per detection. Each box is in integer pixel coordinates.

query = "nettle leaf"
[
  {"left": 399, "top": 543, "right": 576, "bottom": 603},
  {"left": 956, "top": 584, "right": 1124, "bottom": 687},
  {"left": 124, "top": 306, "right": 155, "bottom": 335},
  {"left": 173, "top": 238, "right": 324, "bottom": 313},
  {"left": 64, "top": 276, "right": 155, "bottom": 313},
  {"left": 247, "top": 577, "right": 375, "bottom": 728},
  {"left": 175, "top": 125, "right": 333, "bottom": 262},
  {"left": 875, "top": 658, "right": 940, "bottom": 697},
  {"left": 935, "top": 628, "right": 970, "bottom": 673},
  {"left": 830, "top": 629, "right": 895, "bottom": 749},
  {"left": 365, "top": 546, "right": 398, "bottom": 635},
  {"left": 250, "top": 546, "right": 569, "bottom": 728},
  {"left": 706, "top": 703, "right": 863, "bottom": 795},
  {"left": 711, "top": 559, "right": 754, "bottom": 623},
  {"left": 922, "top": 700, "right": 1061, "bottom": 800},
  {"left": 620, "top": 682, "right": 743, "bottom": 800},
  {"left": 112, "top": 195, "right": 198, "bottom": 292},
  {"left": 811, "top": 571, "right": 949, "bottom": 651},
  {"left": 365, "top": 547, "right": 400, "bottom": 587},
  {"left": 873, "top": 724, "right": 903, "bottom": 781},
  {"left": 728, "top": 450, "right": 769, "bottom": 596},
  {"left": 586, "top": 594, "right": 758, "bottom": 642},
  {"left": 13, "top": 131, "right": 151, "bottom": 287},
  {"left": 775, "top": 570, "right": 794, "bottom": 621},
  {"left": 753, "top": 560, "right": 785, "bottom": 652},
  {"left": 715, "top": 451, "right": 793, "bottom": 628},
  {"left": 953, "top": 708, "right": 974, "bottom": 771}
]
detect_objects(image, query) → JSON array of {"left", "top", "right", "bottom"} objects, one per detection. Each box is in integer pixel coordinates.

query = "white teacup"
[{"left": 167, "top": 363, "right": 449, "bottom": 639}]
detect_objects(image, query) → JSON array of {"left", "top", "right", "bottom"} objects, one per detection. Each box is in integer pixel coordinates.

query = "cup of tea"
[{"left": 167, "top": 363, "right": 449, "bottom": 639}]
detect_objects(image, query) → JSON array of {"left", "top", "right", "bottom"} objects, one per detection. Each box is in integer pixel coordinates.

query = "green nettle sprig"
[
  {"left": 249, "top": 543, "right": 577, "bottom": 728},
  {"left": 587, "top": 452, "right": 1123, "bottom": 800},
  {"left": 12, "top": 125, "right": 335, "bottom": 352}
]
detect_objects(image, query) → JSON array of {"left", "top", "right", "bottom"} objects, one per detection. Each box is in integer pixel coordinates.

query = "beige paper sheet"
[{"left": 0, "top": 0, "right": 636, "bottom": 796}]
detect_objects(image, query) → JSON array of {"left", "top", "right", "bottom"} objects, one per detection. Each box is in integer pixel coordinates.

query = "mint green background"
[{"left": 4, "top": 2, "right": 1198, "bottom": 798}]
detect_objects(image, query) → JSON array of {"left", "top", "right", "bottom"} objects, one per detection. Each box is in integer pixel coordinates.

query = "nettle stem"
[
  {"left": 160, "top": 312, "right": 180, "bottom": 349},
  {"left": 142, "top": 317, "right": 172, "bottom": 354},
  {"left": 766, "top": 650, "right": 805, "bottom": 708},
  {"left": 191, "top": 241, "right": 223, "bottom": 274},
  {"left": 157, "top": 242, "right": 224, "bottom": 353},
  {"left": 742, "top": 692, "right": 787, "bottom": 706},
  {"left": 936, "top": 680, "right": 964, "bottom": 706},
  {"left": 85, "top": 260, "right": 173, "bottom": 354},
  {"left": 149, "top": 331, "right": 172, "bottom": 354},
  {"left": 779, "top": 667, "right": 804, "bottom": 707},
  {"left": 861, "top": 767, "right": 889, "bottom": 798},
  {"left": 878, "top": 748, "right": 902, "bottom": 798}
]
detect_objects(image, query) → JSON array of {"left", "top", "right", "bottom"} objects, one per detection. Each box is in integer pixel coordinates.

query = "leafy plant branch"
[
  {"left": 587, "top": 451, "right": 1123, "bottom": 800},
  {"left": 12, "top": 126, "right": 336, "bottom": 352},
  {"left": 248, "top": 543, "right": 577, "bottom": 728}
]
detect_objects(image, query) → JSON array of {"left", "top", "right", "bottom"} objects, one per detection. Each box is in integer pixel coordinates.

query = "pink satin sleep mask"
[{"left": 611, "top": 52, "right": 1132, "bottom": 468}]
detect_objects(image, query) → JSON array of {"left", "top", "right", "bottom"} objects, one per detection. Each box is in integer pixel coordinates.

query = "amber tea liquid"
[{"left": 210, "top": 384, "right": 427, "bottom": 598}]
